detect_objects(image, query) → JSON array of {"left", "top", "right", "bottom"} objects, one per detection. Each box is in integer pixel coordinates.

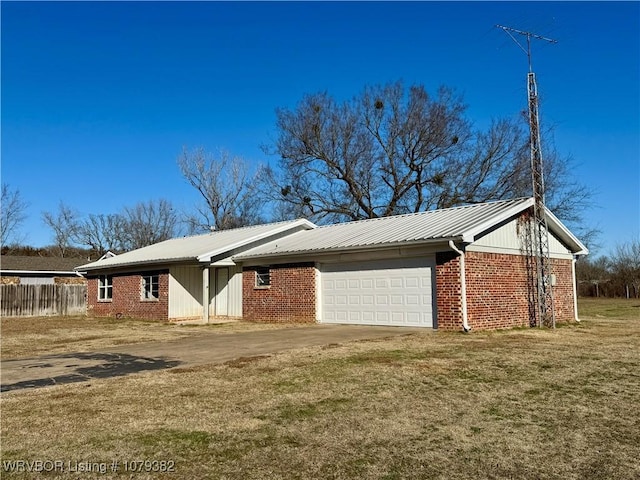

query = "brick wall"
[
  {"left": 464, "top": 252, "right": 531, "bottom": 330},
  {"left": 550, "top": 259, "right": 576, "bottom": 322},
  {"left": 243, "top": 263, "right": 316, "bottom": 323},
  {"left": 435, "top": 251, "right": 463, "bottom": 330},
  {"left": 436, "top": 251, "right": 576, "bottom": 331},
  {"left": 87, "top": 270, "right": 169, "bottom": 321}
]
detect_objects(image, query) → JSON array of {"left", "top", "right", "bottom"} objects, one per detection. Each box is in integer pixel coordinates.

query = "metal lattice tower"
[{"left": 497, "top": 24, "right": 557, "bottom": 328}]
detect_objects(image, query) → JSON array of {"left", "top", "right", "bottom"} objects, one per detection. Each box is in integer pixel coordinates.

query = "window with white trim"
[
  {"left": 141, "top": 273, "right": 159, "bottom": 300},
  {"left": 98, "top": 275, "right": 113, "bottom": 301},
  {"left": 255, "top": 267, "right": 271, "bottom": 287}
]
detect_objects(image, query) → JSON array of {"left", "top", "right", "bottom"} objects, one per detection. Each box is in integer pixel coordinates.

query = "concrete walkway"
[{"left": 1, "top": 325, "right": 425, "bottom": 393}]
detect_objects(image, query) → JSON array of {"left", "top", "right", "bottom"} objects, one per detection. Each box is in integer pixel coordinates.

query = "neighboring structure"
[
  {"left": 0, "top": 255, "right": 86, "bottom": 285},
  {"left": 76, "top": 198, "right": 588, "bottom": 331},
  {"left": 1, "top": 256, "right": 87, "bottom": 317}
]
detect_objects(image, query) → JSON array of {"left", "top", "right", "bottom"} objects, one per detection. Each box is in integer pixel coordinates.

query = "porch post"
[{"left": 203, "top": 266, "right": 210, "bottom": 323}]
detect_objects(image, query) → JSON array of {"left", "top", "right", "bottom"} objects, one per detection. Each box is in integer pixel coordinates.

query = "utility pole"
[{"left": 497, "top": 24, "right": 557, "bottom": 328}]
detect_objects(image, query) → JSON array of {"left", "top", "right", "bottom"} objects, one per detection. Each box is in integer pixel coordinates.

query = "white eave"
[{"left": 543, "top": 208, "right": 589, "bottom": 255}]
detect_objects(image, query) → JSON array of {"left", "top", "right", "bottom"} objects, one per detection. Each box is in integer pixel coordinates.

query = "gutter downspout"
[
  {"left": 448, "top": 241, "right": 471, "bottom": 333},
  {"left": 572, "top": 256, "right": 580, "bottom": 323}
]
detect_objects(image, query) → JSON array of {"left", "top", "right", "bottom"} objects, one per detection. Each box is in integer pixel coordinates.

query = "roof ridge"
[
  {"left": 168, "top": 217, "right": 311, "bottom": 241},
  {"left": 315, "top": 197, "right": 531, "bottom": 229}
]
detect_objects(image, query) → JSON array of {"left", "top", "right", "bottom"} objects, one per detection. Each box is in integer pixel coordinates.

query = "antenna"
[
  {"left": 496, "top": 24, "right": 558, "bottom": 72},
  {"left": 497, "top": 24, "right": 557, "bottom": 328}
]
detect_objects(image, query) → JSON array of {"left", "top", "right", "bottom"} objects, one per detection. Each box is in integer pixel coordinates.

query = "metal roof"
[
  {"left": 76, "top": 219, "right": 316, "bottom": 272},
  {"left": 235, "top": 197, "right": 587, "bottom": 260}
]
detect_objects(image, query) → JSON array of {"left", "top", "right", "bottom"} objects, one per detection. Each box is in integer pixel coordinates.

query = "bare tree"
[
  {"left": 57, "top": 200, "right": 178, "bottom": 256},
  {"left": 1, "top": 183, "right": 29, "bottom": 246},
  {"left": 578, "top": 239, "right": 640, "bottom": 298},
  {"left": 576, "top": 256, "right": 610, "bottom": 298},
  {"left": 611, "top": 239, "right": 640, "bottom": 298},
  {"left": 75, "top": 213, "right": 126, "bottom": 256},
  {"left": 262, "top": 81, "right": 591, "bottom": 227},
  {"left": 178, "top": 147, "right": 262, "bottom": 231},
  {"left": 42, "top": 202, "right": 79, "bottom": 257},
  {"left": 120, "top": 199, "right": 179, "bottom": 250}
]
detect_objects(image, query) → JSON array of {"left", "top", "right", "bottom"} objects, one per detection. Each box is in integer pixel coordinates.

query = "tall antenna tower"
[{"left": 497, "top": 24, "right": 557, "bottom": 328}]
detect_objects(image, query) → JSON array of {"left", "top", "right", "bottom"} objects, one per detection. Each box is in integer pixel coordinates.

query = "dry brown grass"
[
  {"left": 577, "top": 296, "right": 639, "bottom": 320},
  {"left": 1, "top": 299, "right": 639, "bottom": 479},
  {"left": 0, "top": 316, "right": 307, "bottom": 359}
]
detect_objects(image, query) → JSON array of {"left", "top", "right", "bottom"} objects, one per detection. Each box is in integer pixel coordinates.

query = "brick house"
[
  {"left": 77, "top": 198, "right": 588, "bottom": 331},
  {"left": 76, "top": 219, "right": 316, "bottom": 321}
]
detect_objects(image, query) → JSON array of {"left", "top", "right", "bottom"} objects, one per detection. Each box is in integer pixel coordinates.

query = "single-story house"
[
  {"left": 76, "top": 219, "right": 316, "bottom": 321},
  {"left": 76, "top": 197, "right": 588, "bottom": 331},
  {"left": 1, "top": 255, "right": 87, "bottom": 285}
]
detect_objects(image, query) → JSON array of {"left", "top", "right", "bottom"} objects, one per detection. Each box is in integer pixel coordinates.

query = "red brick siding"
[
  {"left": 550, "top": 259, "right": 576, "bottom": 322},
  {"left": 436, "top": 251, "right": 576, "bottom": 331},
  {"left": 464, "top": 252, "right": 531, "bottom": 330},
  {"left": 243, "top": 263, "right": 316, "bottom": 323},
  {"left": 86, "top": 271, "right": 169, "bottom": 321},
  {"left": 435, "top": 251, "right": 463, "bottom": 331}
]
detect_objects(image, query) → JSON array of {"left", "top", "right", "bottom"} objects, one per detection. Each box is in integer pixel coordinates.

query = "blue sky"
[{"left": 2, "top": 1, "right": 638, "bottom": 256}]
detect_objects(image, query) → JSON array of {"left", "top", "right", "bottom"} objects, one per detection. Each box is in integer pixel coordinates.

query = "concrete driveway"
[{"left": 1, "top": 325, "right": 425, "bottom": 393}]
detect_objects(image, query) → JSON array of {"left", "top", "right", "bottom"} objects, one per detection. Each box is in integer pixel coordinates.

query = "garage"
[{"left": 320, "top": 257, "right": 436, "bottom": 327}]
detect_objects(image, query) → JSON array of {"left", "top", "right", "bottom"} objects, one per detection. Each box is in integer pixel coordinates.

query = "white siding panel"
[
  {"left": 209, "top": 266, "right": 243, "bottom": 318},
  {"left": 469, "top": 218, "right": 573, "bottom": 258},
  {"left": 321, "top": 257, "right": 435, "bottom": 327},
  {"left": 169, "top": 266, "right": 203, "bottom": 319},
  {"left": 548, "top": 230, "right": 573, "bottom": 256},
  {"left": 214, "top": 268, "right": 229, "bottom": 316},
  {"left": 227, "top": 265, "right": 243, "bottom": 317},
  {"left": 170, "top": 265, "right": 242, "bottom": 319}
]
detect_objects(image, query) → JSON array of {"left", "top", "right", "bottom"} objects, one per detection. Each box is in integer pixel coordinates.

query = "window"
[
  {"left": 255, "top": 267, "right": 271, "bottom": 287},
  {"left": 141, "top": 274, "right": 159, "bottom": 300},
  {"left": 98, "top": 275, "right": 113, "bottom": 301}
]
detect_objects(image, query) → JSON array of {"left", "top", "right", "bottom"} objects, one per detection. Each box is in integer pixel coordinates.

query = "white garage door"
[{"left": 321, "top": 257, "right": 435, "bottom": 327}]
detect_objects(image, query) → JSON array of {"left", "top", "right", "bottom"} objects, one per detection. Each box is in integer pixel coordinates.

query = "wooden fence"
[{"left": 0, "top": 284, "right": 87, "bottom": 317}]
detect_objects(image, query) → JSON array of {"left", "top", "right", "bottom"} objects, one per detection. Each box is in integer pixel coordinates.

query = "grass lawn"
[{"left": 1, "top": 299, "right": 639, "bottom": 479}]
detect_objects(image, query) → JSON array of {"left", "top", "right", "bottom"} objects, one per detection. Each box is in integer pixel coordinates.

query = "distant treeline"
[{"left": 576, "top": 240, "right": 640, "bottom": 299}]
